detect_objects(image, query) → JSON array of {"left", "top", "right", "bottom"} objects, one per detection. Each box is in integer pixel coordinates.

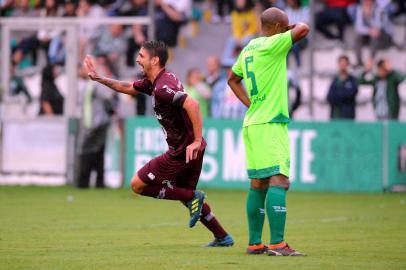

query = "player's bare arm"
[
  {"left": 183, "top": 96, "right": 203, "bottom": 163},
  {"left": 290, "top": 22, "right": 310, "bottom": 44},
  {"left": 84, "top": 55, "right": 139, "bottom": 96},
  {"left": 228, "top": 72, "right": 251, "bottom": 107}
]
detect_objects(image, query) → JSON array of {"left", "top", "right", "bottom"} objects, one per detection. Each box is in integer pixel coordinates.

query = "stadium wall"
[{"left": 124, "top": 117, "right": 406, "bottom": 192}]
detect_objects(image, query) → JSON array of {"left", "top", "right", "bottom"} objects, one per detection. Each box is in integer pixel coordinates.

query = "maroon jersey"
[{"left": 133, "top": 69, "right": 205, "bottom": 158}]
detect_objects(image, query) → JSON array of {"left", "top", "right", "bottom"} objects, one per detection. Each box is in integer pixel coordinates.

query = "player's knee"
[
  {"left": 131, "top": 176, "right": 145, "bottom": 194},
  {"left": 269, "top": 174, "right": 290, "bottom": 190},
  {"left": 250, "top": 179, "right": 269, "bottom": 189}
]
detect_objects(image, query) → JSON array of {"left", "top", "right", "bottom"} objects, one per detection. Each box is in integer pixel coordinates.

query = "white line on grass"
[{"left": 320, "top": 217, "right": 348, "bottom": 223}]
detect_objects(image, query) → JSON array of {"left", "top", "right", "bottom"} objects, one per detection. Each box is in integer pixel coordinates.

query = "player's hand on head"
[
  {"left": 287, "top": 24, "right": 296, "bottom": 31},
  {"left": 185, "top": 141, "right": 201, "bottom": 163}
]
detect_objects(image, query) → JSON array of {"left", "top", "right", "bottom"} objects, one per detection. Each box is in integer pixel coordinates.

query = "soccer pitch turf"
[{"left": 0, "top": 186, "right": 405, "bottom": 270}]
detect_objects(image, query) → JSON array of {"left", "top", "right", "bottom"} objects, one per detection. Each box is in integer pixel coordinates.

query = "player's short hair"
[
  {"left": 142, "top": 41, "right": 168, "bottom": 67},
  {"left": 260, "top": 8, "right": 288, "bottom": 30}
]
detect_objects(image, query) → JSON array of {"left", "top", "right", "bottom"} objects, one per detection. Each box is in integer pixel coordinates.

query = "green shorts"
[{"left": 242, "top": 123, "right": 290, "bottom": 179}]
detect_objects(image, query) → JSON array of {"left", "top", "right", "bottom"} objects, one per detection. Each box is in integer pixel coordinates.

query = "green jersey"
[{"left": 232, "top": 30, "right": 292, "bottom": 127}]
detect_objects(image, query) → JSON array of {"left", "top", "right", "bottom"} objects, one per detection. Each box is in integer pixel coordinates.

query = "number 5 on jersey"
[{"left": 244, "top": 56, "right": 258, "bottom": 97}]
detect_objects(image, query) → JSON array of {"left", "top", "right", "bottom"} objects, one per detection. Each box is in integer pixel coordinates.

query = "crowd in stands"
[
  {"left": 1, "top": 0, "right": 405, "bottom": 120},
  {"left": 325, "top": 53, "right": 406, "bottom": 120}
]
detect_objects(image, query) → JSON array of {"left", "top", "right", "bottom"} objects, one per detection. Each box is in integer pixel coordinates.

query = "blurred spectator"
[
  {"left": 212, "top": 0, "right": 233, "bottom": 23},
  {"left": 210, "top": 77, "right": 226, "bottom": 119},
  {"left": 38, "top": 64, "right": 64, "bottom": 115},
  {"left": 391, "top": 0, "right": 406, "bottom": 19},
  {"left": 359, "top": 58, "right": 405, "bottom": 120},
  {"left": 11, "top": 0, "right": 40, "bottom": 69},
  {"left": 37, "top": 0, "right": 64, "bottom": 64},
  {"left": 77, "top": 55, "right": 118, "bottom": 188},
  {"left": 62, "top": 0, "right": 78, "bottom": 17},
  {"left": 211, "top": 65, "right": 246, "bottom": 119},
  {"left": 287, "top": 70, "right": 302, "bottom": 118},
  {"left": 11, "top": 48, "right": 32, "bottom": 71},
  {"left": 327, "top": 55, "right": 358, "bottom": 119},
  {"left": 126, "top": 24, "right": 147, "bottom": 67},
  {"left": 185, "top": 67, "right": 211, "bottom": 117},
  {"left": 48, "top": 32, "right": 66, "bottom": 65},
  {"left": 204, "top": 55, "right": 226, "bottom": 89},
  {"left": 155, "top": 0, "right": 191, "bottom": 49},
  {"left": 100, "top": 0, "right": 121, "bottom": 15},
  {"left": 353, "top": 0, "right": 396, "bottom": 66},
  {"left": 256, "top": 0, "right": 286, "bottom": 11},
  {"left": 222, "top": 86, "right": 247, "bottom": 119},
  {"left": 1, "top": 0, "right": 14, "bottom": 16},
  {"left": 110, "top": 0, "right": 134, "bottom": 15},
  {"left": 222, "top": 0, "right": 257, "bottom": 66},
  {"left": 77, "top": 0, "right": 106, "bottom": 60},
  {"left": 38, "top": 0, "right": 60, "bottom": 16},
  {"left": 93, "top": 24, "right": 127, "bottom": 76},
  {"left": 122, "top": 0, "right": 148, "bottom": 67},
  {"left": 315, "top": 0, "right": 356, "bottom": 42},
  {"left": 375, "top": 0, "right": 396, "bottom": 16},
  {"left": 11, "top": 0, "right": 39, "bottom": 17},
  {"left": 10, "top": 63, "right": 32, "bottom": 104},
  {"left": 285, "top": 0, "right": 309, "bottom": 67}
]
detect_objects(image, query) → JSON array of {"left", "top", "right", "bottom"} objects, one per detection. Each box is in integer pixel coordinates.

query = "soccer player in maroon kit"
[{"left": 84, "top": 41, "right": 234, "bottom": 247}]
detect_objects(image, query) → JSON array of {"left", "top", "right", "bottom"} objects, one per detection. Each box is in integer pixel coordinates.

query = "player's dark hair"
[{"left": 142, "top": 41, "right": 168, "bottom": 67}]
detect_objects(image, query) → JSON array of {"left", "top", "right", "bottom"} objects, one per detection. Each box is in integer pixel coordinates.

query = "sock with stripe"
[
  {"left": 246, "top": 187, "right": 267, "bottom": 245},
  {"left": 140, "top": 185, "right": 194, "bottom": 201},
  {"left": 200, "top": 203, "right": 227, "bottom": 238},
  {"left": 266, "top": 186, "right": 287, "bottom": 245}
]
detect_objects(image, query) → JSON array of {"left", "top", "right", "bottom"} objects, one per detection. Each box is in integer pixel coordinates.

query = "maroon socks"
[
  {"left": 199, "top": 203, "right": 227, "bottom": 239},
  {"left": 140, "top": 185, "right": 194, "bottom": 201}
]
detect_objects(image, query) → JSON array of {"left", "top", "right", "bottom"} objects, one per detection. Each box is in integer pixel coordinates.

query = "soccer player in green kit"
[{"left": 228, "top": 7, "right": 309, "bottom": 256}]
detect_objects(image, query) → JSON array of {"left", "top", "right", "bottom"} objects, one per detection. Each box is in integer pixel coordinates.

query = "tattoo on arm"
[{"left": 98, "top": 77, "right": 133, "bottom": 93}]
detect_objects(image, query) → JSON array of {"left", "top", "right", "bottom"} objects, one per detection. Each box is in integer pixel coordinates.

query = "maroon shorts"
[{"left": 137, "top": 148, "right": 205, "bottom": 191}]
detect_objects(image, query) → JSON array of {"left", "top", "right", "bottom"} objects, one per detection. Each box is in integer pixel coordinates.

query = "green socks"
[
  {"left": 246, "top": 188, "right": 267, "bottom": 245},
  {"left": 247, "top": 186, "right": 288, "bottom": 245},
  {"left": 266, "top": 186, "right": 287, "bottom": 244}
]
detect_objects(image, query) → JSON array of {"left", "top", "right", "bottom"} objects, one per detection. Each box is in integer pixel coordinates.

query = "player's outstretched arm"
[
  {"left": 84, "top": 55, "right": 139, "bottom": 96},
  {"left": 289, "top": 22, "right": 310, "bottom": 44},
  {"left": 183, "top": 96, "right": 203, "bottom": 164},
  {"left": 228, "top": 72, "right": 251, "bottom": 107}
]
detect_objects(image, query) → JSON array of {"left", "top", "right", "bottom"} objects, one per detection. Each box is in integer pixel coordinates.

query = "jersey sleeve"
[
  {"left": 266, "top": 30, "right": 292, "bottom": 56},
  {"left": 155, "top": 86, "right": 188, "bottom": 108},
  {"left": 133, "top": 78, "right": 153, "bottom": 95},
  {"left": 232, "top": 52, "right": 244, "bottom": 77}
]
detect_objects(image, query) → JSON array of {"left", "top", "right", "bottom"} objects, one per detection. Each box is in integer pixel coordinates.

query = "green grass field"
[{"left": 0, "top": 186, "right": 405, "bottom": 270}]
